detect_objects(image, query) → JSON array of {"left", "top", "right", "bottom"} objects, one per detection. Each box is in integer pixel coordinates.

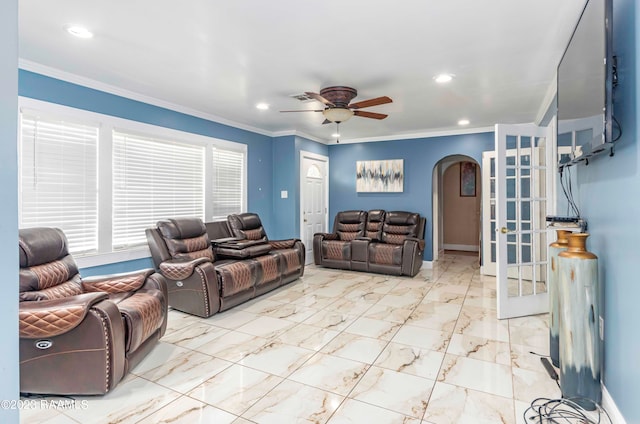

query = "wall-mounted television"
[{"left": 557, "top": 0, "right": 614, "bottom": 167}]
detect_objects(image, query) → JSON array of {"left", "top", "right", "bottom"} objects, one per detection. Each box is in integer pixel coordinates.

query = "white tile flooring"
[{"left": 21, "top": 253, "right": 561, "bottom": 424}]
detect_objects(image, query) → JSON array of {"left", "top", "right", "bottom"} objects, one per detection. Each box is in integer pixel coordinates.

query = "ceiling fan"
[{"left": 281, "top": 86, "right": 392, "bottom": 124}]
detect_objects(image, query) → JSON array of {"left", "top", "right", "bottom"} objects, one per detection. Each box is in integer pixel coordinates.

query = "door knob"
[{"left": 500, "top": 227, "right": 514, "bottom": 234}]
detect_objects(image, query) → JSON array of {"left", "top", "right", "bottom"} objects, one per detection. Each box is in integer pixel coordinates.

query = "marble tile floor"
[{"left": 21, "top": 253, "right": 561, "bottom": 424}]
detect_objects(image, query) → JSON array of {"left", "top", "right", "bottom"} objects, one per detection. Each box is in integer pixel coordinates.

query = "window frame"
[{"left": 18, "top": 97, "right": 247, "bottom": 268}]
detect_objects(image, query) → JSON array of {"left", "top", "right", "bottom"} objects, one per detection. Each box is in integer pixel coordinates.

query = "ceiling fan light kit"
[{"left": 323, "top": 108, "right": 354, "bottom": 123}]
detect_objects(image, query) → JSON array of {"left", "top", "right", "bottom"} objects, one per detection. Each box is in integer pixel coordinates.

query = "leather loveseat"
[
  {"left": 313, "top": 210, "right": 425, "bottom": 277},
  {"left": 146, "top": 213, "right": 304, "bottom": 318},
  {"left": 19, "top": 227, "right": 168, "bottom": 395}
]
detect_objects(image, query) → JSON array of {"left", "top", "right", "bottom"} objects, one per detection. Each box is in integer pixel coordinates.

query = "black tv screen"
[{"left": 557, "top": 0, "right": 613, "bottom": 161}]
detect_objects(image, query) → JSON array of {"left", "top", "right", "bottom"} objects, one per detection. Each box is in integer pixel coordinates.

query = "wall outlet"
[{"left": 599, "top": 316, "right": 604, "bottom": 341}]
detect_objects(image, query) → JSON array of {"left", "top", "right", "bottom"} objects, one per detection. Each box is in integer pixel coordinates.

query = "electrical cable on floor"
[{"left": 523, "top": 397, "right": 613, "bottom": 423}]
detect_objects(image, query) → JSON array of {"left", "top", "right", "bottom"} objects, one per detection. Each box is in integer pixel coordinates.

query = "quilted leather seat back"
[
  {"left": 334, "top": 210, "right": 367, "bottom": 241},
  {"left": 157, "top": 218, "right": 214, "bottom": 261},
  {"left": 381, "top": 211, "right": 420, "bottom": 245},
  {"left": 19, "top": 228, "right": 83, "bottom": 301},
  {"left": 365, "top": 210, "right": 386, "bottom": 240},
  {"left": 228, "top": 213, "right": 268, "bottom": 241}
]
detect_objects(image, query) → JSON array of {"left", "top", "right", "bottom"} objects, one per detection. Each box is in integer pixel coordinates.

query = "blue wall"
[
  {"left": 271, "top": 135, "right": 328, "bottom": 240},
  {"left": 19, "top": 70, "right": 275, "bottom": 232},
  {"left": 571, "top": 0, "right": 639, "bottom": 420},
  {"left": 328, "top": 132, "right": 494, "bottom": 261},
  {"left": 0, "top": 0, "right": 19, "bottom": 422}
]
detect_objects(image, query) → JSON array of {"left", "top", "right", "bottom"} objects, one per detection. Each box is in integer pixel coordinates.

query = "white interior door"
[
  {"left": 300, "top": 151, "right": 328, "bottom": 265},
  {"left": 495, "top": 123, "right": 553, "bottom": 319}
]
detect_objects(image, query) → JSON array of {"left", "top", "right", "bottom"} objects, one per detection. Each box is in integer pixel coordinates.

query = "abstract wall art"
[{"left": 356, "top": 159, "right": 404, "bottom": 192}]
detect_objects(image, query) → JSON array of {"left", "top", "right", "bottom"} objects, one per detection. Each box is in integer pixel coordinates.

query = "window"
[
  {"left": 112, "top": 131, "right": 205, "bottom": 250},
  {"left": 19, "top": 113, "right": 99, "bottom": 255},
  {"left": 18, "top": 99, "right": 247, "bottom": 265},
  {"left": 211, "top": 148, "right": 245, "bottom": 220}
]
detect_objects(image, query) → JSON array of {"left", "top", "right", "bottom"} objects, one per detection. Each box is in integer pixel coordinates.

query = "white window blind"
[
  {"left": 112, "top": 131, "right": 205, "bottom": 250},
  {"left": 19, "top": 113, "right": 99, "bottom": 255},
  {"left": 212, "top": 148, "right": 245, "bottom": 220}
]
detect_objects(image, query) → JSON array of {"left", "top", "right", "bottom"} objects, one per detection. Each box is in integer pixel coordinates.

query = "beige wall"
[{"left": 443, "top": 162, "right": 481, "bottom": 249}]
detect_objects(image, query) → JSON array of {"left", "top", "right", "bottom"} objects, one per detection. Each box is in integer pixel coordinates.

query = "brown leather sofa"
[
  {"left": 19, "top": 227, "right": 168, "bottom": 395},
  {"left": 146, "top": 213, "right": 304, "bottom": 318},
  {"left": 313, "top": 210, "right": 426, "bottom": 277}
]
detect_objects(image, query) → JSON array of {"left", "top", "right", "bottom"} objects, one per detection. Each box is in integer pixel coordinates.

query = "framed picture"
[
  {"left": 460, "top": 161, "right": 476, "bottom": 197},
  {"left": 356, "top": 159, "right": 404, "bottom": 192}
]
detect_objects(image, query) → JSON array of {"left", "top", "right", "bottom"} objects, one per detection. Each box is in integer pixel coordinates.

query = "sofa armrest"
[
  {"left": 314, "top": 232, "right": 338, "bottom": 240},
  {"left": 157, "top": 257, "right": 210, "bottom": 281},
  {"left": 405, "top": 237, "right": 426, "bottom": 251},
  {"left": 19, "top": 292, "right": 110, "bottom": 338},
  {"left": 211, "top": 237, "right": 242, "bottom": 244},
  {"left": 83, "top": 269, "right": 155, "bottom": 294},
  {"left": 268, "top": 239, "right": 300, "bottom": 250}
]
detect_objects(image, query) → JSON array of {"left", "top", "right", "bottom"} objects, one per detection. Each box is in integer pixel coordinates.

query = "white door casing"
[
  {"left": 299, "top": 151, "right": 328, "bottom": 265},
  {"left": 495, "top": 123, "right": 553, "bottom": 319}
]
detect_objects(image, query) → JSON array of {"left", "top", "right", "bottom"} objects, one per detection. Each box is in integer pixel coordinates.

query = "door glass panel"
[
  {"left": 520, "top": 265, "right": 534, "bottom": 295},
  {"left": 521, "top": 201, "right": 531, "bottom": 221},
  {"left": 521, "top": 177, "right": 531, "bottom": 198},
  {"left": 507, "top": 178, "right": 516, "bottom": 198},
  {"left": 507, "top": 135, "right": 517, "bottom": 150},
  {"left": 507, "top": 201, "right": 516, "bottom": 220},
  {"left": 507, "top": 243, "right": 517, "bottom": 264},
  {"left": 521, "top": 136, "right": 531, "bottom": 149}
]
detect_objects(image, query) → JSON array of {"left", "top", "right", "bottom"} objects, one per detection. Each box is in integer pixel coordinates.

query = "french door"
[{"left": 495, "top": 123, "right": 553, "bottom": 319}]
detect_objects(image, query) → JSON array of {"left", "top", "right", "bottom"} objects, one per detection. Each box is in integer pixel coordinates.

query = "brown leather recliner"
[
  {"left": 367, "top": 211, "right": 425, "bottom": 276},
  {"left": 146, "top": 218, "right": 220, "bottom": 318},
  {"left": 19, "top": 227, "right": 168, "bottom": 395},
  {"left": 313, "top": 210, "right": 426, "bottom": 277},
  {"left": 313, "top": 210, "right": 367, "bottom": 269}
]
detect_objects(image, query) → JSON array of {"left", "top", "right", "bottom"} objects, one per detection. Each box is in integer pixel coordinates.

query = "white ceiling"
[{"left": 18, "top": 0, "right": 587, "bottom": 143}]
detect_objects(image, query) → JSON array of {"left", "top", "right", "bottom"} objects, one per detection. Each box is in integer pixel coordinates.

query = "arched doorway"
[{"left": 432, "top": 155, "right": 481, "bottom": 261}]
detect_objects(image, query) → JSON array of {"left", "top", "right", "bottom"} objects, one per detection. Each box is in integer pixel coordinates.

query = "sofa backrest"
[
  {"left": 19, "top": 227, "right": 83, "bottom": 301},
  {"left": 227, "top": 213, "right": 268, "bottom": 241},
  {"left": 333, "top": 210, "right": 367, "bottom": 241},
  {"left": 365, "top": 210, "right": 386, "bottom": 240},
  {"left": 156, "top": 218, "right": 214, "bottom": 261},
  {"left": 381, "top": 211, "right": 422, "bottom": 245}
]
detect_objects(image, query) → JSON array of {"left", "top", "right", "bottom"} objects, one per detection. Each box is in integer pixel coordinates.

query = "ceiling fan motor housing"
[{"left": 319, "top": 86, "right": 358, "bottom": 108}]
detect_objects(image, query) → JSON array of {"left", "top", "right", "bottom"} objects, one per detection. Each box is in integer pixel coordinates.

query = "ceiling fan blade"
[
  {"left": 321, "top": 119, "right": 332, "bottom": 125},
  {"left": 348, "top": 96, "right": 392, "bottom": 109},
  {"left": 353, "top": 110, "right": 388, "bottom": 120},
  {"left": 305, "top": 92, "right": 335, "bottom": 107},
  {"left": 280, "top": 110, "right": 324, "bottom": 113}
]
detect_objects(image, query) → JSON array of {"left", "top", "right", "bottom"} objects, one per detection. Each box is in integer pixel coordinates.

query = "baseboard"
[
  {"left": 421, "top": 261, "right": 433, "bottom": 269},
  {"left": 443, "top": 244, "right": 479, "bottom": 252},
  {"left": 602, "top": 384, "right": 626, "bottom": 423}
]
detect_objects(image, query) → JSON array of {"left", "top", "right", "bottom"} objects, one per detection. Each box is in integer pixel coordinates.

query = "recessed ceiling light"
[
  {"left": 256, "top": 103, "right": 269, "bottom": 110},
  {"left": 458, "top": 119, "right": 470, "bottom": 126},
  {"left": 64, "top": 24, "right": 94, "bottom": 39},
  {"left": 434, "top": 73, "right": 454, "bottom": 84},
  {"left": 332, "top": 133, "right": 340, "bottom": 138}
]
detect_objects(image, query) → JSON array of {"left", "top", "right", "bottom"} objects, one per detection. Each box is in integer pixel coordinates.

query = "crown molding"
[
  {"left": 19, "top": 59, "right": 275, "bottom": 138},
  {"left": 19, "top": 60, "right": 495, "bottom": 146},
  {"left": 329, "top": 126, "right": 495, "bottom": 145}
]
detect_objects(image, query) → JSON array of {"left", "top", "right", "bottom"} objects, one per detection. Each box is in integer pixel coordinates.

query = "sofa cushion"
[
  {"left": 215, "top": 261, "right": 257, "bottom": 297},
  {"left": 368, "top": 243, "right": 403, "bottom": 265},
  {"left": 322, "top": 240, "right": 351, "bottom": 261}
]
